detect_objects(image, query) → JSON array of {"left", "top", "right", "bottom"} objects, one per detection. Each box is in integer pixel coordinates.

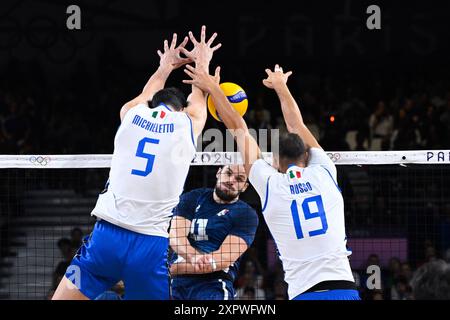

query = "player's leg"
[
  {"left": 122, "top": 234, "right": 170, "bottom": 300},
  {"left": 52, "top": 220, "right": 123, "bottom": 300},
  {"left": 53, "top": 276, "right": 89, "bottom": 300}
]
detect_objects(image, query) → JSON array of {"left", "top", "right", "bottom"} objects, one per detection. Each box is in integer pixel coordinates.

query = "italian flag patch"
[
  {"left": 288, "top": 169, "right": 301, "bottom": 179},
  {"left": 151, "top": 110, "right": 166, "bottom": 119}
]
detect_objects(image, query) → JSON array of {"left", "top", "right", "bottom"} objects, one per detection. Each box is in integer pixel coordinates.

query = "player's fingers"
[
  {"left": 188, "top": 31, "right": 198, "bottom": 44},
  {"left": 207, "top": 32, "right": 218, "bottom": 46},
  {"left": 179, "top": 47, "right": 193, "bottom": 58},
  {"left": 182, "top": 79, "right": 195, "bottom": 85},
  {"left": 286, "top": 71, "right": 293, "bottom": 77},
  {"left": 185, "top": 64, "right": 195, "bottom": 71},
  {"left": 180, "top": 57, "right": 194, "bottom": 64},
  {"left": 200, "top": 25, "right": 206, "bottom": 43},
  {"left": 211, "top": 43, "right": 222, "bottom": 51},
  {"left": 214, "top": 66, "right": 221, "bottom": 77},
  {"left": 170, "top": 33, "right": 177, "bottom": 49},
  {"left": 157, "top": 50, "right": 163, "bottom": 58},
  {"left": 262, "top": 79, "right": 271, "bottom": 87},
  {"left": 265, "top": 69, "right": 272, "bottom": 76},
  {"left": 164, "top": 39, "right": 169, "bottom": 51},
  {"left": 178, "top": 36, "right": 189, "bottom": 48},
  {"left": 183, "top": 68, "right": 195, "bottom": 78}
]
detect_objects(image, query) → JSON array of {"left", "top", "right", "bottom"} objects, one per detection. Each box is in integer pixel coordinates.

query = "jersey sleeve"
[
  {"left": 229, "top": 206, "right": 259, "bottom": 247},
  {"left": 249, "top": 159, "right": 278, "bottom": 202},
  {"left": 308, "top": 148, "right": 337, "bottom": 180},
  {"left": 122, "top": 103, "right": 148, "bottom": 123},
  {"left": 172, "top": 189, "right": 204, "bottom": 221}
]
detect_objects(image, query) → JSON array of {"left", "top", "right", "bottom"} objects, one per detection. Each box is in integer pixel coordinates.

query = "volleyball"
[{"left": 207, "top": 82, "right": 248, "bottom": 122}]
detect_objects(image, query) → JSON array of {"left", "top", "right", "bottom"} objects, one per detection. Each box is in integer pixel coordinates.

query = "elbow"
[
  {"left": 169, "top": 234, "right": 178, "bottom": 248},
  {"left": 286, "top": 123, "right": 303, "bottom": 134}
]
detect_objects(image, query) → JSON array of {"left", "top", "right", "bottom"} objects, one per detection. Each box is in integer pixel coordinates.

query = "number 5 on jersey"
[
  {"left": 290, "top": 195, "right": 328, "bottom": 239},
  {"left": 131, "top": 137, "right": 159, "bottom": 177}
]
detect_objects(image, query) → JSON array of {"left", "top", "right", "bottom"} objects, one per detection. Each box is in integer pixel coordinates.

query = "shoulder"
[
  {"left": 231, "top": 201, "right": 258, "bottom": 218},
  {"left": 249, "top": 159, "right": 278, "bottom": 183}
]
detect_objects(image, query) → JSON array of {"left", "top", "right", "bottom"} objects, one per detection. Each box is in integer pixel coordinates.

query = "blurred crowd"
[{"left": 1, "top": 57, "right": 449, "bottom": 154}]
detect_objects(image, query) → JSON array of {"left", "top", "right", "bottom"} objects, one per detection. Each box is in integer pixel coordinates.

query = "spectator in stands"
[
  {"left": 52, "top": 238, "right": 76, "bottom": 289},
  {"left": 385, "top": 257, "right": 401, "bottom": 290},
  {"left": 238, "top": 286, "right": 256, "bottom": 300},
  {"left": 236, "top": 261, "right": 266, "bottom": 300},
  {"left": 411, "top": 260, "right": 450, "bottom": 300},
  {"left": 368, "top": 101, "right": 393, "bottom": 150},
  {"left": 272, "top": 281, "right": 288, "bottom": 300},
  {"left": 70, "top": 227, "right": 83, "bottom": 250},
  {"left": 400, "top": 262, "right": 413, "bottom": 283},
  {"left": 390, "top": 275, "right": 413, "bottom": 300},
  {"left": 423, "top": 245, "right": 438, "bottom": 264},
  {"left": 390, "top": 105, "right": 422, "bottom": 150},
  {"left": 370, "top": 289, "right": 384, "bottom": 300},
  {"left": 354, "top": 130, "right": 368, "bottom": 151}
]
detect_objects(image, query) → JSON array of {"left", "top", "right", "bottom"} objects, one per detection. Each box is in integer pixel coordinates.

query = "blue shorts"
[
  {"left": 293, "top": 289, "right": 361, "bottom": 300},
  {"left": 171, "top": 276, "right": 235, "bottom": 300},
  {"left": 65, "top": 219, "right": 169, "bottom": 300}
]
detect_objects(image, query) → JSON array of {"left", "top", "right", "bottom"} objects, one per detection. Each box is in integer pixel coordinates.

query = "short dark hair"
[
  {"left": 278, "top": 133, "right": 307, "bottom": 163},
  {"left": 411, "top": 260, "right": 450, "bottom": 300},
  {"left": 150, "top": 87, "right": 187, "bottom": 111}
]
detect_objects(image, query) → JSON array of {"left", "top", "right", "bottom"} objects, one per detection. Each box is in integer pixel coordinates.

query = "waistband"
[{"left": 304, "top": 280, "right": 357, "bottom": 293}]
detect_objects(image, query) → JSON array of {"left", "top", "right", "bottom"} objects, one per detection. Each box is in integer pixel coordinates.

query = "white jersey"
[
  {"left": 249, "top": 148, "right": 354, "bottom": 299},
  {"left": 91, "top": 103, "right": 196, "bottom": 237}
]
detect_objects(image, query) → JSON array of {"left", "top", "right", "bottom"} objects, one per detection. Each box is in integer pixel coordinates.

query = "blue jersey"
[{"left": 170, "top": 188, "right": 258, "bottom": 282}]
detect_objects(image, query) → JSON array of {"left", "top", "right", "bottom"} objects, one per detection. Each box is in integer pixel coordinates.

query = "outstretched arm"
[
  {"left": 263, "top": 65, "right": 321, "bottom": 149},
  {"left": 183, "top": 65, "right": 261, "bottom": 177},
  {"left": 181, "top": 26, "right": 222, "bottom": 139},
  {"left": 120, "top": 33, "right": 191, "bottom": 121}
]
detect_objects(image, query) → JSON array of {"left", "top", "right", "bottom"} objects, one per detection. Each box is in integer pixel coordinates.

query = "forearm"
[
  {"left": 141, "top": 65, "right": 172, "bottom": 100},
  {"left": 274, "top": 83, "right": 304, "bottom": 130},
  {"left": 169, "top": 216, "right": 200, "bottom": 260},
  {"left": 210, "top": 237, "right": 247, "bottom": 270},
  {"left": 209, "top": 86, "right": 248, "bottom": 132},
  {"left": 274, "top": 83, "right": 320, "bottom": 148},
  {"left": 170, "top": 262, "right": 197, "bottom": 275},
  {"left": 170, "top": 238, "right": 199, "bottom": 260}
]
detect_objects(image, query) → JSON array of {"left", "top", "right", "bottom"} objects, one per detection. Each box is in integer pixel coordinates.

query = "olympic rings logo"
[
  {"left": 327, "top": 153, "right": 341, "bottom": 162},
  {"left": 29, "top": 156, "right": 51, "bottom": 166}
]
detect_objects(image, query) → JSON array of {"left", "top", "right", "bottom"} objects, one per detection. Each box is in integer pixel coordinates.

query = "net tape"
[{"left": 0, "top": 150, "right": 449, "bottom": 169}]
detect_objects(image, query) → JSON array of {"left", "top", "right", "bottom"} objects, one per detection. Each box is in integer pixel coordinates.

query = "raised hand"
[
  {"left": 180, "top": 25, "right": 221, "bottom": 70},
  {"left": 157, "top": 33, "right": 192, "bottom": 71},
  {"left": 183, "top": 64, "right": 221, "bottom": 93},
  {"left": 262, "top": 64, "right": 293, "bottom": 90}
]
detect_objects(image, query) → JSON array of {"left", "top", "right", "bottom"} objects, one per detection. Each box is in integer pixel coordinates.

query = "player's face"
[{"left": 215, "top": 165, "right": 248, "bottom": 199}]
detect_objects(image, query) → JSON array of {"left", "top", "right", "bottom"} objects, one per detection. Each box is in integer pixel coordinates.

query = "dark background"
[{"left": 0, "top": 0, "right": 449, "bottom": 301}]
